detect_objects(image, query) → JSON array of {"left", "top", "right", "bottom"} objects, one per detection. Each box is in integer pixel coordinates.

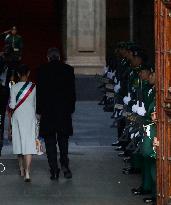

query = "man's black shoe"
[
  {"left": 131, "top": 186, "right": 142, "bottom": 194},
  {"left": 62, "top": 167, "right": 72, "bottom": 179},
  {"left": 118, "top": 151, "right": 125, "bottom": 157},
  {"left": 123, "top": 156, "right": 131, "bottom": 162},
  {"left": 98, "top": 101, "right": 105, "bottom": 105},
  {"left": 50, "top": 169, "right": 60, "bottom": 180},
  {"left": 103, "top": 106, "right": 113, "bottom": 112},
  {"left": 122, "top": 167, "right": 141, "bottom": 175},
  {"left": 131, "top": 187, "right": 151, "bottom": 195},
  {"left": 111, "top": 141, "right": 120, "bottom": 146},
  {"left": 143, "top": 197, "right": 156, "bottom": 203},
  {"left": 115, "top": 146, "right": 124, "bottom": 151}
]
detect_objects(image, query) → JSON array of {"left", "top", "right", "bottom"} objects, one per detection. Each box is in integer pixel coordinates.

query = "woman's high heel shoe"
[
  {"left": 24, "top": 178, "right": 31, "bottom": 182},
  {"left": 24, "top": 171, "right": 31, "bottom": 182}
]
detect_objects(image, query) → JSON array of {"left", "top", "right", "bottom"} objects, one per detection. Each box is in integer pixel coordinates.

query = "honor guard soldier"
[
  {"left": 132, "top": 70, "right": 156, "bottom": 205},
  {"left": 0, "top": 26, "right": 23, "bottom": 68}
]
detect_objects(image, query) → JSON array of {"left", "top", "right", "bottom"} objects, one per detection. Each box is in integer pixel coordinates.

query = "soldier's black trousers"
[{"left": 44, "top": 134, "right": 69, "bottom": 172}]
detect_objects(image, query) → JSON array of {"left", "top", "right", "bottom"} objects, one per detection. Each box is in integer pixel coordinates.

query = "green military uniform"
[
  {"left": 140, "top": 91, "right": 156, "bottom": 198},
  {"left": 5, "top": 34, "right": 23, "bottom": 60},
  {"left": 127, "top": 65, "right": 143, "bottom": 109},
  {"left": 129, "top": 73, "right": 154, "bottom": 172},
  {"left": 142, "top": 81, "right": 154, "bottom": 112},
  {"left": 0, "top": 33, "right": 23, "bottom": 61}
]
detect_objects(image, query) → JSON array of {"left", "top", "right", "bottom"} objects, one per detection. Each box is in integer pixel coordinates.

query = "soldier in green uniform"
[
  {"left": 112, "top": 42, "right": 131, "bottom": 145},
  {"left": 127, "top": 46, "right": 147, "bottom": 104},
  {"left": 124, "top": 66, "right": 152, "bottom": 174},
  {"left": 132, "top": 71, "right": 156, "bottom": 205},
  {"left": 114, "top": 45, "right": 147, "bottom": 151},
  {"left": 141, "top": 71, "right": 156, "bottom": 205},
  {"left": 0, "top": 26, "right": 23, "bottom": 64}
]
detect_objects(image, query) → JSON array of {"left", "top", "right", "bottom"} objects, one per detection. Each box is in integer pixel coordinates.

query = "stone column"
[{"left": 66, "top": 0, "right": 106, "bottom": 75}]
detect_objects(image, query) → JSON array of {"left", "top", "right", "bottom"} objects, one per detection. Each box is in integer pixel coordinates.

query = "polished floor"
[{"left": 0, "top": 102, "right": 144, "bottom": 205}]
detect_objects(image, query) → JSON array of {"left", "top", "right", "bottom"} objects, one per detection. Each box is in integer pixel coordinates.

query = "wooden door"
[{"left": 155, "top": 1, "right": 171, "bottom": 204}]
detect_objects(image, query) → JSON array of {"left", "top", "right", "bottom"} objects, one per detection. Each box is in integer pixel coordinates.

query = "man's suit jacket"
[{"left": 36, "top": 60, "right": 76, "bottom": 137}]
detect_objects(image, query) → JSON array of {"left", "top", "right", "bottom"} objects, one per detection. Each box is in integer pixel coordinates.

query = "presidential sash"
[{"left": 13, "top": 82, "right": 35, "bottom": 113}]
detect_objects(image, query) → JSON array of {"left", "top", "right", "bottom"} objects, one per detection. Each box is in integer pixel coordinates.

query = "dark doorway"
[
  {"left": 0, "top": 0, "right": 66, "bottom": 80},
  {"left": 133, "top": 0, "right": 155, "bottom": 64},
  {"left": 106, "top": 0, "right": 155, "bottom": 65},
  {"left": 106, "top": 0, "right": 130, "bottom": 58}
]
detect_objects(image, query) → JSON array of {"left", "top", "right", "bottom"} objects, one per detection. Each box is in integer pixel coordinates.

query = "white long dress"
[{"left": 9, "top": 82, "right": 37, "bottom": 155}]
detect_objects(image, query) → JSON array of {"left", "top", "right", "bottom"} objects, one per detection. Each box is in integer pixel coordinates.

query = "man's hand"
[
  {"left": 3, "top": 29, "right": 11, "bottom": 34},
  {"left": 153, "top": 137, "right": 159, "bottom": 151}
]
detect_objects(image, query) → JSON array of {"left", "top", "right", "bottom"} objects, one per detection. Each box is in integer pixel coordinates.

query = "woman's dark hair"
[{"left": 17, "top": 64, "right": 30, "bottom": 76}]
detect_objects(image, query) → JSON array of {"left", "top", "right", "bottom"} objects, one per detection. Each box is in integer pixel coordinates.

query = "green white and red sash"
[{"left": 13, "top": 82, "right": 35, "bottom": 112}]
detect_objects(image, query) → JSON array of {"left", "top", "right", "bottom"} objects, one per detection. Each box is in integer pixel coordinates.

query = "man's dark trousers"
[{"left": 44, "top": 134, "right": 69, "bottom": 172}]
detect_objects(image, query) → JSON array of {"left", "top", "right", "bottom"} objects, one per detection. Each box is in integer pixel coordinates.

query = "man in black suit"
[{"left": 36, "top": 48, "right": 76, "bottom": 180}]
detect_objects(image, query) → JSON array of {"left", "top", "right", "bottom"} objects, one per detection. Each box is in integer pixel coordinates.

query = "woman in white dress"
[{"left": 9, "top": 64, "right": 37, "bottom": 182}]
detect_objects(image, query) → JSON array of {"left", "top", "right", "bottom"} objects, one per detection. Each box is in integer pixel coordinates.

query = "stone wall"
[{"left": 66, "top": 0, "right": 106, "bottom": 75}]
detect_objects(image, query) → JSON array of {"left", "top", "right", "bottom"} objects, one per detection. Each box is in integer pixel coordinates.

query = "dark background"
[
  {"left": 106, "top": 0, "right": 155, "bottom": 65},
  {"left": 0, "top": 0, "right": 65, "bottom": 80},
  {"left": 0, "top": 0, "right": 155, "bottom": 79}
]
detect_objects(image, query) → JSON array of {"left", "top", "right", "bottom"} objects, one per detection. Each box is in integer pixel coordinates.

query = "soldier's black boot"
[
  {"left": 143, "top": 197, "right": 156, "bottom": 204},
  {"left": 131, "top": 186, "right": 151, "bottom": 195}
]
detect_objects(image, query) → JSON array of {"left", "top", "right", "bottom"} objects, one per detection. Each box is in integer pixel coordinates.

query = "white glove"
[
  {"left": 103, "top": 66, "right": 108, "bottom": 74},
  {"left": 137, "top": 102, "right": 146, "bottom": 116},
  {"left": 132, "top": 101, "right": 139, "bottom": 113},
  {"left": 107, "top": 71, "right": 114, "bottom": 79},
  {"left": 123, "top": 93, "right": 131, "bottom": 105},
  {"left": 114, "top": 77, "right": 117, "bottom": 84},
  {"left": 114, "top": 81, "right": 121, "bottom": 93}
]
